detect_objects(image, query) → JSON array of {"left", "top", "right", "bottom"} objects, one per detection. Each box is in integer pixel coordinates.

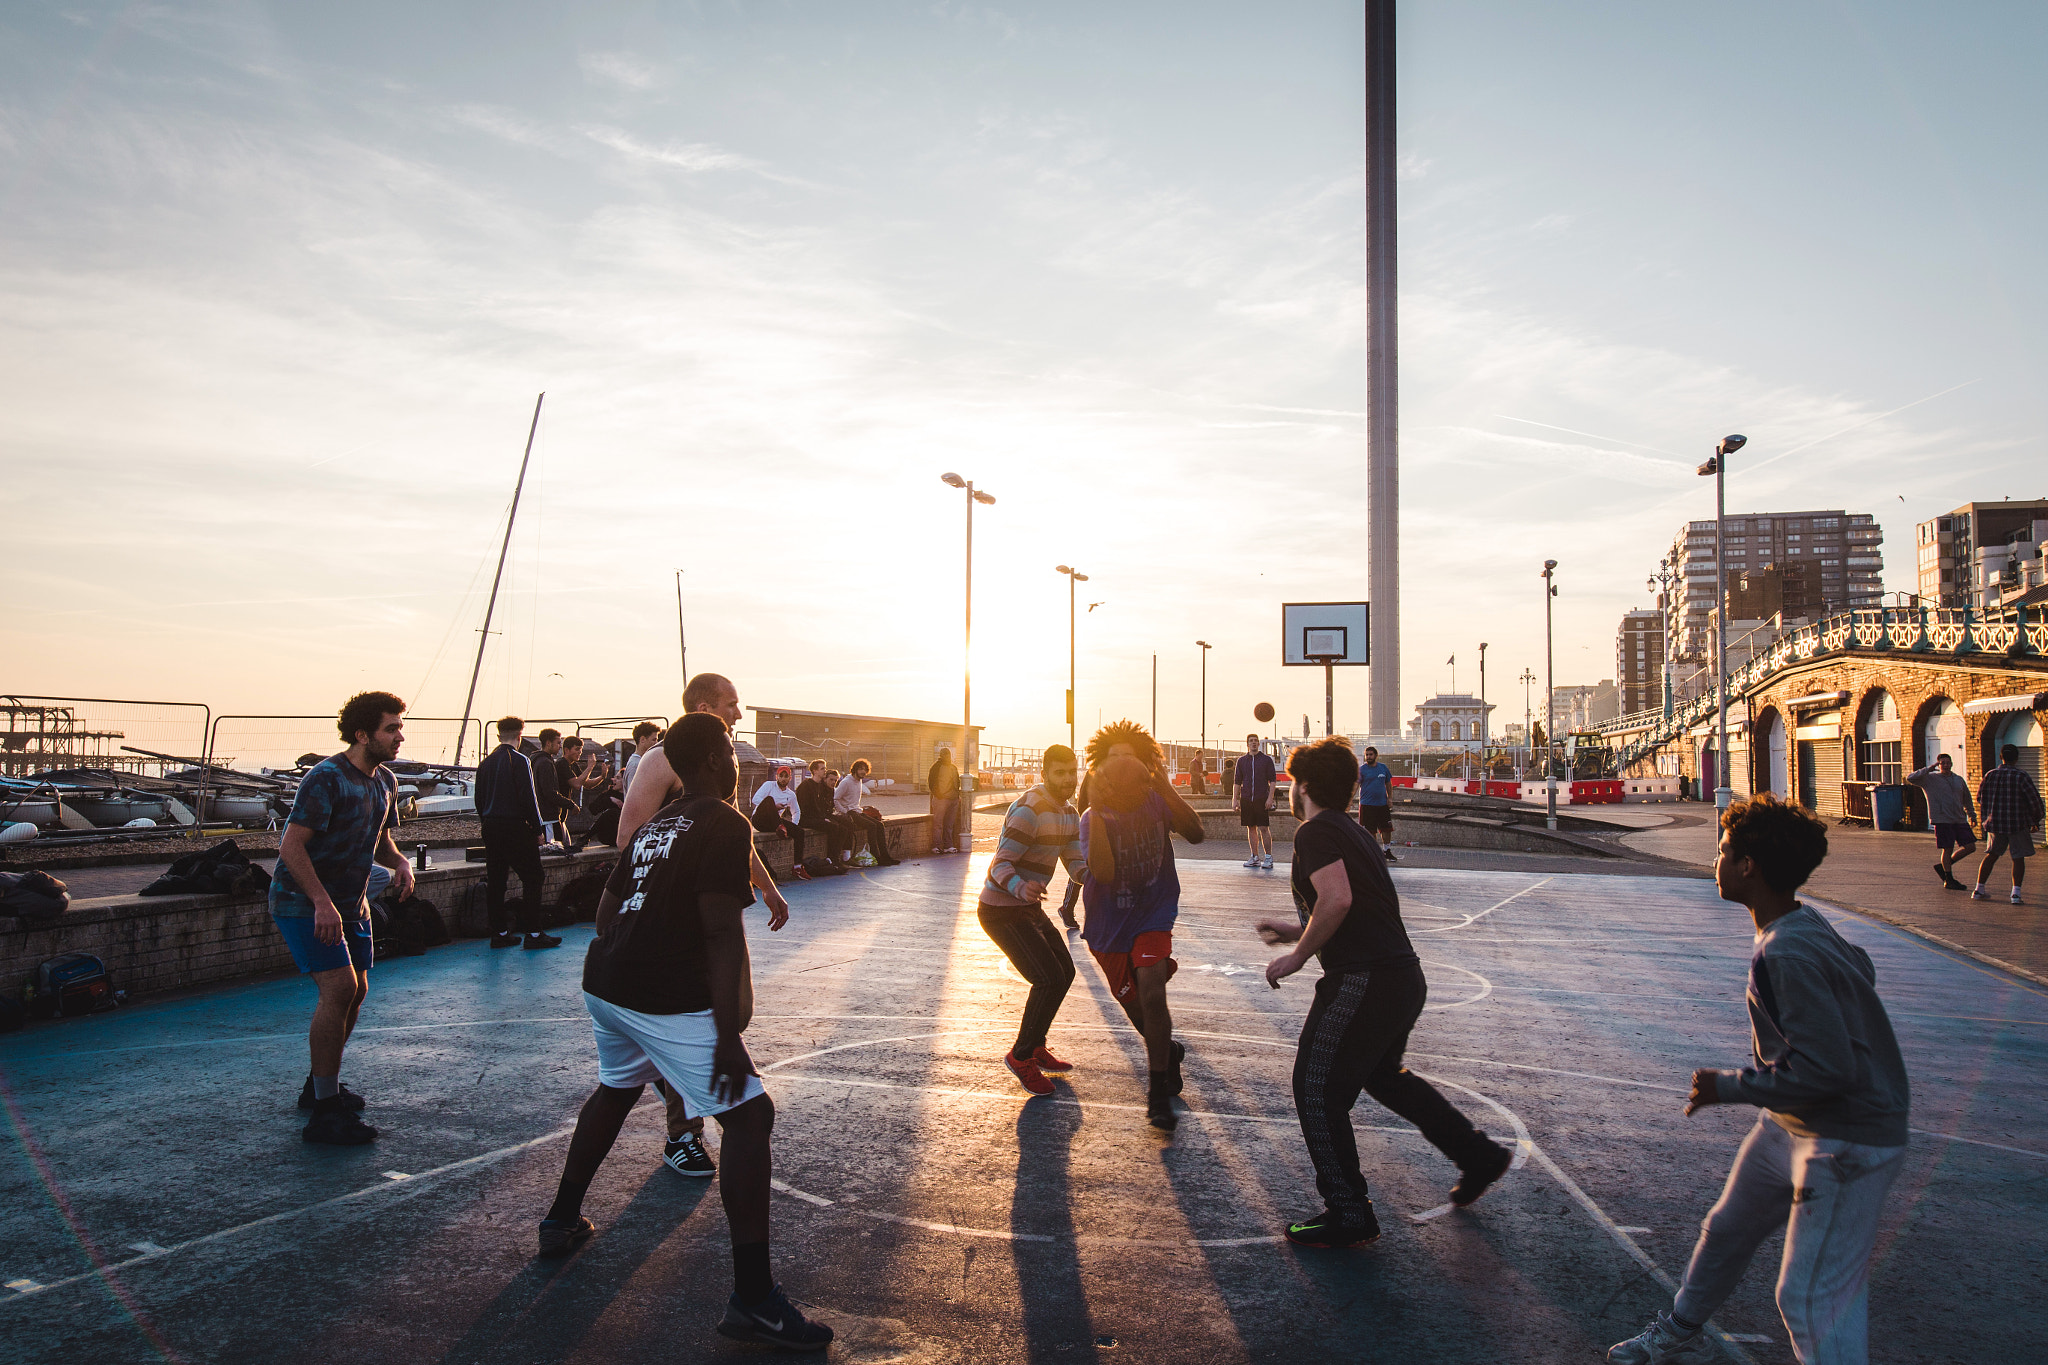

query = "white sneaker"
[
  {"left": 1606, "top": 1313, "right": 1710, "bottom": 1364},
  {"left": 1971, "top": 885, "right": 1990, "bottom": 900},
  {"left": 2014, "top": 889, "right": 2027, "bottom": 905},
  {"left": 1261, "top": 854, "right": 1274, "bottom": 870},
  {"left": 1242, "top": 857, "right": 1260, "bottom": 868}
]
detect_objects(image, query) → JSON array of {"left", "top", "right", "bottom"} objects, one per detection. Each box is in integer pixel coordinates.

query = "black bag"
[
  {"left": 28, "top": 954, "right": 115, "bottom": 1019},
  {"left": 802, "top": 855, "right": 846, "bottom": 878},
  {"left": 406, "top": 896, "right": 451, "bottom": 947},
  {"left": 0, "top": 869, "right": 71, "bottom": 922},
  {"left": 558, "top": 870, "right": 612, "bottom": 923},
  {"left": 370, "top": 897, "right": 426, "bottom": 959},
  {"left": 139, "top": 839, "right": 271, "bottom": 897}
]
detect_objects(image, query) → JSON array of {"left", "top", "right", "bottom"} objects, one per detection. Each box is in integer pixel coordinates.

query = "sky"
[{"left": 4, "top": 1, "right": 2044, "bottom": 765}]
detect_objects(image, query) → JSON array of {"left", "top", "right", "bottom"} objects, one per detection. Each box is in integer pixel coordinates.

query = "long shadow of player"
[
  {"left": 432, "top": 1154, "right": 716, "bottom": 1365},
  {"left": 1008, "top": 1093, "right": 1106, "bottom": 1363}
]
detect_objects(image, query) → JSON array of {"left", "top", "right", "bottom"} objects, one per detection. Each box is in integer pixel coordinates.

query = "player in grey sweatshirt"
[
  {"left": 1906, "top": 754, "right": 1977, "bottom": 889},
  {"left": 1609, "top": 794, "right": 1909, "bottom": 1365}
]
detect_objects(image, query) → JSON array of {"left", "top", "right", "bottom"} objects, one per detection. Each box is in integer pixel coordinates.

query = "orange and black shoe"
[
  {"left": 1031, "top": 1045, "right": 1073, "bottom": 1072},
  {"left": 1003, "top": 1051, "right": 1055, "bottom": 1096},
  {"left": 1283, "top": 1206, "right": 1381, "bottom": 1249}
]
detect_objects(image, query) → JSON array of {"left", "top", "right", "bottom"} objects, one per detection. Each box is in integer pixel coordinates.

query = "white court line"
[{"left": 1411, "top": 877, "right": 1552, "bottom": 934}]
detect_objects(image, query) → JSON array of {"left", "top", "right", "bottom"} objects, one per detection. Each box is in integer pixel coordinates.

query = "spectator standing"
[
  {"left": 1234, "top": 735, "right": 1277, "bottom": 871},
  {"left": 1972, "top": 743, "right": 2044, "bottom": 905},
  {"left": 928, "top": 747, "right": 962, "bottom": 854},
  {"left": 1906, "top": 753, "right": 1976, "bottom": 890},
  {"left": 476, "top": 718, "right": 562, "bottom": 952},
  {"left": 1357, "top": 746, "right": 1397, "bottom": 863},
  {"left": 835, "top": 760, "right": 900, "bottom": 866},
  {"left": 269, "top": 691, "right": 416, "bottom": 1145}
]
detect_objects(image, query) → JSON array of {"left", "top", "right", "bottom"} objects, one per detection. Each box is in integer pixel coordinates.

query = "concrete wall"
[{"left": 4, "top": 814, "right": 929, "bottom": 1004}]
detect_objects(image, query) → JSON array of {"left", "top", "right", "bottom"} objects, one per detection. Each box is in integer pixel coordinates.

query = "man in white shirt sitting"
[
  {"left": 750, "top": 766, "right": 802, "bottom": 840},
  {"left": 834, "top": 759, "right": 899, "bottom": 867}
]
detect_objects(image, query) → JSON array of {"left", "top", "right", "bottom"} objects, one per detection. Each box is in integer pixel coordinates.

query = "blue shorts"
[
  {"left": 273, "top": 913, "right": 374, "bottom": 974},
  {"left": 1934, "top": 822, "right": 1976, "bottom": 852}
]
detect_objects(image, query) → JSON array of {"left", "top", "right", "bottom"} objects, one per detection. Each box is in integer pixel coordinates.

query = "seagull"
[{"left": 1088, "top": 601, "right": 1107, "bottom": 612}]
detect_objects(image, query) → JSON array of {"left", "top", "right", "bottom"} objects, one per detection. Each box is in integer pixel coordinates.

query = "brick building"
[
  {"left": 1916, "top": 499, "right": 2048, "bottom": 609},
  {"left": 1616, "top": 609, "right": 1664, "bottom": 714}
]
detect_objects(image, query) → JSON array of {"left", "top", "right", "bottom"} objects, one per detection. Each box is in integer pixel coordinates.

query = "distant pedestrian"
[
  {"left": 1356, "top": 746, "right": 1396, "bottom": 862},
  {"left": 475, "top": 718, "right": 562, "bottom": 952},
  {"left": 1972, "top": 742, "right": 2044, "bottom": 906},
  {"left": 928, "top": 747, "right": 962, "bottom": 854},
  {"left": 1608, "top": 793, "right": 1908, "bottom": 1365},
  {"left": 269, "top": 691, "right": 415, "bottom": 1145},
  {"left": 1234, "top": 734, "right": 1277, "bottom": 871},
  {"left": 1906, "top": 753, "right": 1976, "bottom": 890},
  {"left": 1260, "top": 737, "right": 1511, "bottom": 1249},
  {"left": 1189, "top": 754, "right": 1208, "bottom": 796},
  {"left": 835, "top": 760, "right": 899, "bottom": 866}
]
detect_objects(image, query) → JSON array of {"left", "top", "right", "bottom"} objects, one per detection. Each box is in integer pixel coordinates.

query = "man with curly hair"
[
  {"left": 269, "top": 691, "right": 416, "bottom": 1145},
  {"left": 1079, "top": 719, "right": 1205, "bottom": 1129},
  {"left": 1608, "top": 793, "right": 1908, "bottom": 1365}
]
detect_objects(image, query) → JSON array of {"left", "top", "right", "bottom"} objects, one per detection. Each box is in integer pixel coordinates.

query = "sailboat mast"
[{"left": 452, "top": 391, "right": 545, "bottom": 769}]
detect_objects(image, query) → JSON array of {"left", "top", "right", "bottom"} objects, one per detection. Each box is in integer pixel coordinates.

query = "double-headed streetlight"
[
  {"left": 943, "top": 474, "right": 997, "bottom": 811},
  {"left": 1056, "top": 564, "right": 1089, "bottom": 751},
  {"left": 1695, "top": 434, "right": 1747, "bottom": 811},
  {"left": 1518, "top": 667, "right": 1536, "bottom": 780},
  {"left": 1647, "top": 554, "right": 1682, "bottom": 719},
  {"left": 1196, "top": 640, "right": 1212, "bottom": 787},
  {"left": 1542, "top": 560, "right": 1559, "bottom": 830}
]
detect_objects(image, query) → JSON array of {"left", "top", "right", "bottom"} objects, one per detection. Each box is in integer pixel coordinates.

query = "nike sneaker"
[
  {"left": 1283, "top": 1205, "right": 1380, "bottom": 1248},
  {"left": 716, "top": 1284, "right": 833, "bottom": 1352},
  {"left": 1004, "top": 1051, "right": 1054, "bottom": 1096},
  {"left": 1606, "top": 1312, "right": 1710, "bottom": 1363},
  {"left": 1031, "top": 1045, "right": 1073, "bottom": 1072}
]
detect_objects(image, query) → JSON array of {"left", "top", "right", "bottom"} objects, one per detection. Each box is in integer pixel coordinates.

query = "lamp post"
[
  {"left": 1477, "top": 641, "right": 1488, "bottom": 781},
  {"left": 1518, "top": 667, "right": 1536, "bottom": 781},
  {"left": 1196, "top": 640, "right": 1212, "bottom": 787},
  {"left": 1056, "top": 565, "right": 1089, "bottom": 752},
  {"left": 1648, "top": 555, "right": 1682, "bottom": 719},
  {"left": 943, "top": 474, "right": 996, "bottom": 831},
  {"left": 1696, "top": 434, "right": 1747, "bottom": 811},
  {"left": 1542, "top": 560, "right": 1559, "bottom": 830}
]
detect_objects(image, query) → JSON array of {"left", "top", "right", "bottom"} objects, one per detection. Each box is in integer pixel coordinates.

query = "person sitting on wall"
[{"left": 834, "top": 760, "right": 899, "bottom": 867}]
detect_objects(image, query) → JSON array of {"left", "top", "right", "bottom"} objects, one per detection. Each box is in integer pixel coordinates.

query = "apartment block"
[
  {"left": 1915, "top": 499, "right": 2048, "bottom": 609},
  {"left": 1616, "top": 609, "right": 1664, "bottom": 715},
  {"left": 1658, "top": 509, "right": 1884, "bottom": 667}
]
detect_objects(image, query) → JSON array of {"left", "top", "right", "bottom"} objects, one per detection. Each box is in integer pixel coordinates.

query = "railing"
[{"left": 1610, "top": 602, "right": 2048, "bottom": 770}]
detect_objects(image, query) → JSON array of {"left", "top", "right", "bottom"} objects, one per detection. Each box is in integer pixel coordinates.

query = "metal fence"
[{"left": 0, "top": 694, "right": 212, "bottom": 780}]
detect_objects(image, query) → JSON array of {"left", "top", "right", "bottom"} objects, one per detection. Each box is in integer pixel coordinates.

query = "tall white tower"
[{"left": 1365, "top": 0, "right": 1400, "bottom": 734}]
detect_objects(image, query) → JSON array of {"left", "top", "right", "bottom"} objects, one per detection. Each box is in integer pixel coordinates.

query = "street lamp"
[
  {"left": 1056, "top": 565, "right": 1089, "bottom": 751},
  {"left": 943, "top": 473, "right": 996, "bottom": 837},
  {"left": 1542, "top": 560, "right": 1559, "bottom": 830},
  {"left": 1196, "top": 640, "right": 1212, "bottom": 789},
  {"left": 1647, "top": 555, "right": 1682, "bottom": 719},
  {"left": 1477, "top": 641, "right": 1489, "bottom": 782},
  {"left": 1518, "top": 667, "right": 1536, "bottom": 781},
  {"left": 1696, "top": 434, "right": 1747, "bottom": 811}
]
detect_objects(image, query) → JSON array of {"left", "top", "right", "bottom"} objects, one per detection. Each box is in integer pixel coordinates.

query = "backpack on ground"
[
  {"left": 370, "top": 896, "right": 426, "bottom": 958},
  {"left": 0, "top": 869, "right": 71, "bottom": 922},
  {"left": 405, "top": 896, "right": 451, "bottom": 947},
  {"left": 27, "top": 954, "right": 116, "bottom": 1018},
  {"left": 802, "top": 856, "right": 846, "bottom": 878}
]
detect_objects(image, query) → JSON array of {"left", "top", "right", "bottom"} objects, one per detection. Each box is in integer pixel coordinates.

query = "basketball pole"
[{"left": 1325, "top": 660, "right": 1335, "bottom": 737}]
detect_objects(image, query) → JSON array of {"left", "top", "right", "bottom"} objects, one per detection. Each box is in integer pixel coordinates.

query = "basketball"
[
  {"left": 1253, "top": 701, "right": 1275, "bottom": 723},
  {"left": 1093, "top": 755, "right": 1152, "bottom": 813}
]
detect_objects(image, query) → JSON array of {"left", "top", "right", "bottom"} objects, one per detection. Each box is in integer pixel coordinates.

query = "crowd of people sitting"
[{"left": 746, "top": 757, "right": 902, "bottom": 877}]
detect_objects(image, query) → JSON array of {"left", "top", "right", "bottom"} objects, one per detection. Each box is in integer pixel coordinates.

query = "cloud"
[
  {"left": 577, "top": 124, "right": 764, "bottom": 174},
  {"left": 579, "top": 51, "right": 658, "bottom": 91}
]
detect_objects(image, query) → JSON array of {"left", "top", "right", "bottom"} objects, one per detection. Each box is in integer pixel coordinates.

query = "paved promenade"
[
  {"left": 2, "top": 853, "right": 2041, "bottom": 1363},
  {"left": 1623, "top": 807, "right": 2048, "bottom": 984}
]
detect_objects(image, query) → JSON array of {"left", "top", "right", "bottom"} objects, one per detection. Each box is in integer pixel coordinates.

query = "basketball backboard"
[{"left": 1281, "top": 601, "right": 1370, "bottom": 666}]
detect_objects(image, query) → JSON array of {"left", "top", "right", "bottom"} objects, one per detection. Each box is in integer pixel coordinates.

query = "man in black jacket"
[{"left": 475, "top": 717, "right": 561, "bottom": 951}]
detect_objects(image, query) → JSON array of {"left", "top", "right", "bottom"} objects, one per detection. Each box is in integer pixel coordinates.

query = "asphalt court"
[{"left": 1, "top": 854, "right": 2042, "bottom": 1364}]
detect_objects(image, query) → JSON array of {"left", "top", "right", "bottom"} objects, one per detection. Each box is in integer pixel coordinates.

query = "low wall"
[
  {"left": 1193, "top": 803, "right": 1627, "bottom": 861},
  {"left": 2, "top": 814, "right": 929, "bottom": 1004}
]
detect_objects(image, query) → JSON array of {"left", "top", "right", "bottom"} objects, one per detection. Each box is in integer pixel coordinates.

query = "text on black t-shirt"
[
  {"left": 583, "top": 794, "right": 757, "bottom": 1014},
  {"left": 1289, "top": 810, "right": 1417, "bottom": 975}
]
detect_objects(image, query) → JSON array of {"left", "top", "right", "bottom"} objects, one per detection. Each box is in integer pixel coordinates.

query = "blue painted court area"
[{"left": 1, "top": 856, "right": 2041, "bottom": 1363}]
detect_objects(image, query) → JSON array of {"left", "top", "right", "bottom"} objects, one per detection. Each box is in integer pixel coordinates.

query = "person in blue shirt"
[
  {"left": 1233, "top": 734, "right": 1278, "bottom": 870},
  {"left": 1356, "top": 746, "right": 1396, "bottom": 862},
  {"left": 270, "top": 690, "right": 415, "bottom": 1145}
]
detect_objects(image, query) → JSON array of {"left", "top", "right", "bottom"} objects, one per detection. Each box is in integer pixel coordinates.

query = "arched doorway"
[
  {"left": 1858, "top": 690, "right": 1902, "bottom": 785},
  {"left": 1757, "top": 710, "right": 1787, "bottom": 796},
  {"left": 1919, "top": 697, "right": 1965, "bottom": 779}
]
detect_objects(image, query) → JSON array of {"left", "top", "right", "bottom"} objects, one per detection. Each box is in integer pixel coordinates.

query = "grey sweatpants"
[{"left": 1673, "top": 1114, "right": 1904, "bottom": 1365}]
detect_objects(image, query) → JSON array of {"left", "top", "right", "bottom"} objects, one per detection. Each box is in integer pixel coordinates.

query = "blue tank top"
[{"left": 1079, "top": 790, "right": 1181, "bottom": 952}]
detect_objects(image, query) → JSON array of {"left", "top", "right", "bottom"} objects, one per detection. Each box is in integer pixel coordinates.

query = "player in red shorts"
[{"left": 1079, "top": 721, "right": 1206, "bottom": 1129}]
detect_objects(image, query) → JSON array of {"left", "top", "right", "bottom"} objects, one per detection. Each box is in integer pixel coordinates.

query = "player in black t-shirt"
[
  {"left": 535, "top": 713, "right": 831, "bottom": 1352},
  {"left": 1259, "top": 737, "right": 1514, "bottom": 1249}
]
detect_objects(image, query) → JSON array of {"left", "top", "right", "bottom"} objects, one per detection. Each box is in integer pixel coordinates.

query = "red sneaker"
[
  {"left": 792, "top": 863, "right": 812, "bottom": 881},
  {"left": 1003, "top": 1051, "right": 1054, "bottom": 1095},
  {"left": 1031, "top": 1045, "right": 1073, "bottom": 1072}
]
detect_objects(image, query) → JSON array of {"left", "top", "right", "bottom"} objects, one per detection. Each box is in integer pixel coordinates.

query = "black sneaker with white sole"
[
  {"left": 523, "top": 931, "right": 562, "bottom": 951},
  {"left": 489, "top": 931, "right": 521, "bottom": 949},
  {"left": 297, "top": 1078, "right": 365, "bottom": 1112},
  {"left": 301, "top": 1095, "right": 377, "bottom": 1145},
  {"left": 716, "top": 1284, "right": 833, "bottom": 1352},
  {"left": 663, "top": 1131, "right": 715, "bottom": 1177},
  {"left": 536, "top": 1216, "right": 595, "bottom": 1257}
]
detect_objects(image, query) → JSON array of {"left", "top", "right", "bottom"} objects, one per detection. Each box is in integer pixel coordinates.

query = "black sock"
[
  {"left": 733, "top": 1241, "right": 772, "bottom": 1304},
  {"left": 545, "top": 1179, "right": 589, "bottom": 1225}
]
